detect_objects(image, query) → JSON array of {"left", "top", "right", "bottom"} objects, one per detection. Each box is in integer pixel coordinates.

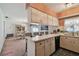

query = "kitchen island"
[{"left": 27, "top": 33, "right": 64, "bottom": 56}]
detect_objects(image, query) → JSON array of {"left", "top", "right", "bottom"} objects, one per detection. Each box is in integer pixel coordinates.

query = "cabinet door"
[
  {"left": 35, "top": 41, "right": 45, "bottom": 56},
  {"left": 60, "top": 36, "right": 74, "bottom": 50},
  {"left": 65, "top": 37, "right": 74, "bottom": 50},
  {"left": 41, "top": 13, "right": 48, "bottom": 25},
  {"left": 45, "top": 39, "right": 51, "bottom": 56},
  {"left": 73, "top": 38, "right": 79, "bottom": 53},
  {"left": 60, "top": 36, "right": 70, "bottom": 49},
  {"left": 60, "top": 36, "right": 66, "bottom": 48},
  {"left": 53, "top": 17, "right": 59, "bottom": 26},
  {"left": 48, "top": 15, "right": 53, "bottom": 25},
  {"left": 31, "top": 8, "right": 41, "bottom": 23},
  {"left": 50, "top": 37, "right": 55, "bottom": 54}
]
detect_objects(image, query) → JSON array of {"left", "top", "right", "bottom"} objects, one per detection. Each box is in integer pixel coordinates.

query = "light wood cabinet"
[
  {"left": 50, "top": 38, "right": 55, "bottom": 54},
  {"left": 60, "top": 36, "right": 73, "bottom": 50},
  {"left": 31, "top": 7, "right": 48, "bottom": 25},
  {"left": 72, "top": 38, "right": 79, "bottom": 53},
  {"left": 65, "top": 37, "right": 74, "bottom": 51},
  {"left": 35, "top": 37, "right": 55, "bottom": 56},
  {"left": 35, "top": 40, "right": 45, "bottom": 56},
  {"left": 60, "top": 36, "right": 79, "bottom": 53},
  {"left": 60, "top": 36, "right": 66, "bottom": 48},
  {"left": 31, "top": 8, "right": 41, "bottom": 23},
  {"left": 41, "top": 13, "right": 48, "bottom": 25},
  {"left": 45, "top": 39, "right": 51, "bottom": 56},
  {"left": 48, "top": 15, "right": 53, "bottom": 25},
  {"left": 53, "top": 17, "right": 59, "bottom": 26}
]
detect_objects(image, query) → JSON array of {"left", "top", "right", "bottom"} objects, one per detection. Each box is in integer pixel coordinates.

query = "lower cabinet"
[
  {"left": 35, "top": 37, "right": 55, "bottom": 56},
  {"left": 74, "top": 38, "right": 79, "bottom": 52},
  {"left": 60, "top": 36, "right": 79, "bottom": 53},
  {"left": 35, "top": 40, "right": 45, "bottom": 56},
  {"left": 45, "top": 39, "right": 51, "bottom": 56},
  {"left": 50, "top": 38, "right": 55, "bottom": 54}
]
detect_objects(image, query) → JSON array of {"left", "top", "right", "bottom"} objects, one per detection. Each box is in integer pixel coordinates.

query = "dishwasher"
[{"left": 55, "top": 36, "right": 60, "bottom": 51}]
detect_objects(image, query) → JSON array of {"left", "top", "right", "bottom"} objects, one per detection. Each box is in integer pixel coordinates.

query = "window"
[
  {"left": 30, "top": 23, "right": 40, "bottom": 32},
  {"left": 64, "top": 19, "right": 79, "bottom": 32}
]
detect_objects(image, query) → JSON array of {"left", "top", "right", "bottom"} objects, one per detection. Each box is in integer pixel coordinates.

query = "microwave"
[{"left": 41, "top": 25, "right": 48, "bottom": 30}]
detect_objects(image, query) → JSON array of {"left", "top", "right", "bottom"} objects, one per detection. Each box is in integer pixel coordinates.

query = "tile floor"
[
  {"left": 52, "top": 48, "right": 79, "bottom": 56},
  {"left": 1, "top": 39, "right": 26, "bottom": 56}
]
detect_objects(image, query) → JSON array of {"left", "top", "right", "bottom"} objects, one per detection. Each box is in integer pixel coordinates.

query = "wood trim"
[{"left": 58, "top": 13, "right": 79, "bottom": 19}]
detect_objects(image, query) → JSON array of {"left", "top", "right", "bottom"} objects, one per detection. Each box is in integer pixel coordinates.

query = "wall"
[
  {"left": 59, "top": 19, "right": 64, "bottom": 26},
  {"left": 0, "top": 3, "right": 29, "bottom": 37},
  {"left": 58, "top": 18, "right": 64, "bottom": 30},
  {"left": 0, "top": 8, "right": 5, "bottom": 52}
]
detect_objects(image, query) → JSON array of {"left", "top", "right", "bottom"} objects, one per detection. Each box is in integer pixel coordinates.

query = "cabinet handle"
[
  {"left": 47, "top": 40, "right": 48, "bottom": 42},
  {"left": 40, "top": 43, "right": 42, "bottom": 45},
  {"left": 65, "top": 37, "right": 67, "bottom": 39}
]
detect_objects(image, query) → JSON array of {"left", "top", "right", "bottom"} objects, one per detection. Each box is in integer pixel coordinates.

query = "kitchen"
[{"left": 0, "top": 3, "right": 79, "bottom": 56}]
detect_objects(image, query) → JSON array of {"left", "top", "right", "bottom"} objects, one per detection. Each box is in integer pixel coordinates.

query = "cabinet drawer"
[
  {"left": 45, "top": 39, "right": 50, "bottom": 43},
  {"left": 35, "top": 40, "right": 45, "bottom": 46}
]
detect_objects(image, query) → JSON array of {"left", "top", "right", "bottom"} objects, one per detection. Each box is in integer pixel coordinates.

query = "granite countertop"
[
  {"left": 60, "top": 35, "right": 79, "bottom": 38},
  {"left": 6, "top": 33, "right": 64, "bottom": 41},
  {"left": 29, "top": 33, "right": 64, "bottom": 42}
]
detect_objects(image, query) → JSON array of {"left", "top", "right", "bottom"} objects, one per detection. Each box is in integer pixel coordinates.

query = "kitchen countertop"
[
  {"left": 27, "top": 33, "right": 64, "bottom": 42},
  {"left": 5, "top": 33, "right": 65, "bottom": 42},
  {"left": 60, "top": 35, "right": 79, "bottom": 38}
]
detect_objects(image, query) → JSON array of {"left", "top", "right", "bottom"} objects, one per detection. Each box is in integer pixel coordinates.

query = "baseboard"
[
  {"left": 60, "top": 47, "right": 79, "bottom": 55},
  {"left": 50, "top": 51, "right": 57, "bottom": 56}
]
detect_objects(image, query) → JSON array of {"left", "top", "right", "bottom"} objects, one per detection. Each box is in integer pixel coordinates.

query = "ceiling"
[
  {"left": 45, "top": 3, "right": 79, "bottom": 12},
  {"left": 0, "top": 3, "right": 79, "bottom": 20},
  {"left": 0, "top": 3, "right": 28, "bottom": 22}
]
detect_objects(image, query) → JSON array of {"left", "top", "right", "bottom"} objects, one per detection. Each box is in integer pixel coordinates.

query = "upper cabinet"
[
  {"left": 29, "top": 7, "right": 59, "bottom": 26},
  {"left": 31, "top": 7, "right": 41, "bottom": 23},
  {"left": 48, "top": 15, "right": 53, "bottom": 25},
  {"left": 41, "top": 13, "right": 48, "bottom": 25},
  {"left": 31, "top": 7, "right": 48, "bottom": 25},
  {"left": 48, "top": 15, "right": 59, "bottom": 26},
  {"left": 53, "top": 17, "right": 59, "bottom": 26}
]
